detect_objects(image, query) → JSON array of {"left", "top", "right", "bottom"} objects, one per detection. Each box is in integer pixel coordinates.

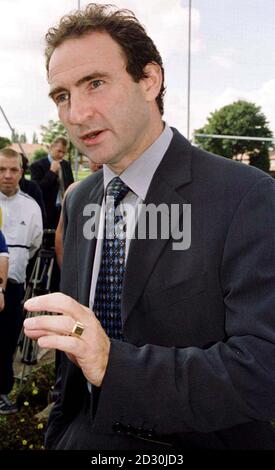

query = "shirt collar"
[
  {"left": 103, "top": 123, "right": 173, "bottom": 200},
  {"left": 0, "top": 188, "right": 21, "bottom": 200}
]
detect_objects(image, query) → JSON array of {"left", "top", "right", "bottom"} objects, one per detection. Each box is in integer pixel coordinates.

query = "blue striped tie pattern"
[{"left": 93, "top": 177, "right": 130, "bottom": 340}]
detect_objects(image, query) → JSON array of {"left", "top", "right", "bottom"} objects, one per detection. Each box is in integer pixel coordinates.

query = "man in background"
[
  {"left": 55, "top": 160, "right": 102, "bottom": 267},
  {"left": 0, "top": 229, "right": 10, "bottom": 413},
  {"left": 30, "top": 136, "right": 74, "bottom": 229},
  {"left": 0, "top": 230, "right": 9, "bottom": 313},
  {"left": 0, "top": 148, "right": 42, "bottom": 413}
]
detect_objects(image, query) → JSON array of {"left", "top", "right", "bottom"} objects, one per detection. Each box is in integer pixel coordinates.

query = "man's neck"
[
  {"left": 107, "top": 118, "right": 165, "bottom": 175},
  {"left": 0, "top": 187, "right": 19, "bottom": 198}
]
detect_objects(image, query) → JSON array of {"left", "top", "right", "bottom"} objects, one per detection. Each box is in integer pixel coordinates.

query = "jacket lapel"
[
  {"left": 77, "top": 177, "right": 104, "bottom": 306},
  {"left": 122, "top": 130, "right": 192, "bottom": 323}
]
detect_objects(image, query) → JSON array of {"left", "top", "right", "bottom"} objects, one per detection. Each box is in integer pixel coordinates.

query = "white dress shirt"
[{"left": 89, "top": 123, "right": 173, "bottom": 309}]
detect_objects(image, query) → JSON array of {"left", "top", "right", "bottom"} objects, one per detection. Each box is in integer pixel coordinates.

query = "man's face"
[
  {"left": 0, "top": 156, "right": 23, "bottom": 197},
  {"left": 48, "top": 32, "right": 156, "bottom": 173},
  {"left": 50, "top": 143, "right": 67, "bottom": 161}
]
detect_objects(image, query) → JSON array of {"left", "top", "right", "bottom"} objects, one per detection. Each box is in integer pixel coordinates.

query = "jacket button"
[
  {"left": 136, "top": 426, "right": 143, "bottom": 437},
  {"left": 112, "top": 422, "right": 123, "bottom": 434},
  {"left": 147, "top": 429, "right": 154, "bottom": 438},
  {"left": 125, "top": 424, "right": 134, "bottom": 435}
]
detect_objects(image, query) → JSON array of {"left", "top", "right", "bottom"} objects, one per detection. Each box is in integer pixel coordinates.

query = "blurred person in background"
[
  {"left": 30, "top": 136, "right": 74, "bottom": 229},
  {"left": 0, "top": 148, "right": 43, "bottom": 414},
  {"left": 0, "top": 229, "right": 10, "bottom": 414},
  {"left": 0, "top": 229, "right": 9, "bottom": 313},
  {"left": 55, "top": 160, "right": 102, "bottom": 267}
]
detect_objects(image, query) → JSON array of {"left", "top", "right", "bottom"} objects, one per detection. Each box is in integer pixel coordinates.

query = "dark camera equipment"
[
  {"left": 17, "top": 229, "right": 56, "bottom": 372},
  {"left": 42, "top": 229, "right": 56, "bottom": 251}
]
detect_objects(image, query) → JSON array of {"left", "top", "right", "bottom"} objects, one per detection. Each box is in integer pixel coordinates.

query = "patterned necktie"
[{"left": 93, "top": 177, "right": 130, "bottom": 340}]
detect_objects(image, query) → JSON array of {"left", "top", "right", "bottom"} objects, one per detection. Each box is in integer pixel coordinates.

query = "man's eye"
[
  {"left": 90, "top": 80, "right": 103, "bottom": 89},
  {"left": 55, "top": 93, "right": 69, "bottom": 104}
]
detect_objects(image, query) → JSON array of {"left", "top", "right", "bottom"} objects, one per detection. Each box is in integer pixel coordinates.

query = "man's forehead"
[
  {"left": 48, "top": 31, "right": 125, "bottom": 84},
  {"left": 0, "top": 156, "right": 21, "bottom": 168},
  {"left": 52, "top": 146, "right": 66, "bottom": 152},
  {"left": 51, "top": 142, "right": 66, "bottom": 148},
  {"left": 49, "top": 61, "right": 98, "bottom": 86}
]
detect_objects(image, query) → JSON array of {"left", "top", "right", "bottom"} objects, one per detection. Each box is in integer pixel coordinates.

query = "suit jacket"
[
  {"left": 19, "top": 177, "right": 46, "bottom": 226},
  {"left": 45, "top": 129, "right": 275, "bottom": 450},
  {"left": 30, "top": 157, "right": 74, "bottom": 228}
]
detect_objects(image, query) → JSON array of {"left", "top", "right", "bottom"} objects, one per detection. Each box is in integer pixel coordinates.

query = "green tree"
[
  {"left": 0, "top": 136, "right": 11, "bottom": 149},
  {"left": 32, "top": 132, "right": 39, "bottom": 144},
  {"left": 194, "top": 100, "right": 273, "bottom": 172},
  {"left": 40, "top": 120, "right": 75, "bottom": 162},
  {"left": 11, "top": 129, "right": 19, "bottom": 143},
  {"left": 40, "top": 120, "right": 67, "bottom": 145},
  {"left": 31, "top": 148, "right": 48, "bottom": 163},
  {"left": 19, "top": 133, "right": 27, "bottom": 143}
]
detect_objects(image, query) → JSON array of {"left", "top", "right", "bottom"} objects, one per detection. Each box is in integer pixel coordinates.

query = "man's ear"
[{"left": 141, "top": 62, "right": 163, "bottom": 103}]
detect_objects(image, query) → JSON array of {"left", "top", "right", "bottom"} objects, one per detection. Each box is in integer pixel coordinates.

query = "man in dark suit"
[
  {"left": 30, "top": 137, "right": 74, "bottom": 229},
  {"left": 24, "top": 4, "right": 275, "bottom": 450}
]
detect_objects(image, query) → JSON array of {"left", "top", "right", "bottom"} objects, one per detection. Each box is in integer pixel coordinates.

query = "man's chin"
[{"left": 80, "top": 150, "right": 110, "bottom": 166}]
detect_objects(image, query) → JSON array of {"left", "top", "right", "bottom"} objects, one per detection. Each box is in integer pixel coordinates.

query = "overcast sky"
[{"left": 0, "top": 0, "right": 274, "bottom": 142}]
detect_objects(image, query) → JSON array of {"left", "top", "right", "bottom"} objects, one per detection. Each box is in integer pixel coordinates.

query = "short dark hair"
[
  {"left": 0, "top": 148, "right": 22, "bottom": 167},
  {"left": 45, "top": 3, "right": 165, "bottom": 115},
  {"left": 51, "top": 136, "right": 68, "bottom": 148}
]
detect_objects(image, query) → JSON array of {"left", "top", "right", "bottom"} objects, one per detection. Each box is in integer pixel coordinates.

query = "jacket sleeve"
[
  {"left": 91, "top": 176, "right": 275, "bottom": 436},
  {"left": 30, "top": 160, "right": 58, "bottom": 191},
  {"left": 62, "top": 160, "right": 74, "bottom": 189},
  {"left": 29, "top": 181, "right": 47, "bottom": 226},
  {"left": 0, "top": 230, "right": 9, "bottom": 255},
  {"left": 44, "top": 367, "right": 66, "bottom": 449}
]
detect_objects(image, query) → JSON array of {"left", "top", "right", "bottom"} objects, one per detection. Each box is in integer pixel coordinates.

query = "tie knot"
[{"left": 106, "top": 177, "right": 129, "bottom": 207}]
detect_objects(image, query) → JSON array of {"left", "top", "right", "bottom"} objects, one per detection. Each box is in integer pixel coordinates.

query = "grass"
[
  {"left": 73, "top": 167, "right": 91, "bottom": 181},
  {"left": 25, "top": 166, "right": 90, "bottom": 182},
  {"left": 0, "top": 361, "right": 55, "bottom": 450}
]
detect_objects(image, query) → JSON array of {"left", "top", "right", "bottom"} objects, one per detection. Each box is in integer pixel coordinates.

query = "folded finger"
[
  {"left": 24, "top": 293, "right": 92, "bottom": 323},
  {"left": 24, "top": 314, "right": 76, "bottom": 336}
]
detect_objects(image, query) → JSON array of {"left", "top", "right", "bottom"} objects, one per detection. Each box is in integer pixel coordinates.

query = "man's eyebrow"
[
  {"left": 48, "top": 86, "right": 67, "bottom": 100},
  {"left": 48, "top": 72, "right": 109, "bottom": 100},
  {"left": 0, "top": 166, "right": 19, "bottom": 170},
  {"left": 75, "top": 72, "right": 109, "bottom": 87}
]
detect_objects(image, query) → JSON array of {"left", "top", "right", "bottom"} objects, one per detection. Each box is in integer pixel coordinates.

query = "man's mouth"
[{"left": 80, "top": 130, "right": 104, "bottom": 142}]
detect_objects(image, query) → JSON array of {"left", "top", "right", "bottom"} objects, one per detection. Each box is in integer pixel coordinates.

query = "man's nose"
[{"left": 67, "top": 93, "right": 95, "bottom": 125}]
